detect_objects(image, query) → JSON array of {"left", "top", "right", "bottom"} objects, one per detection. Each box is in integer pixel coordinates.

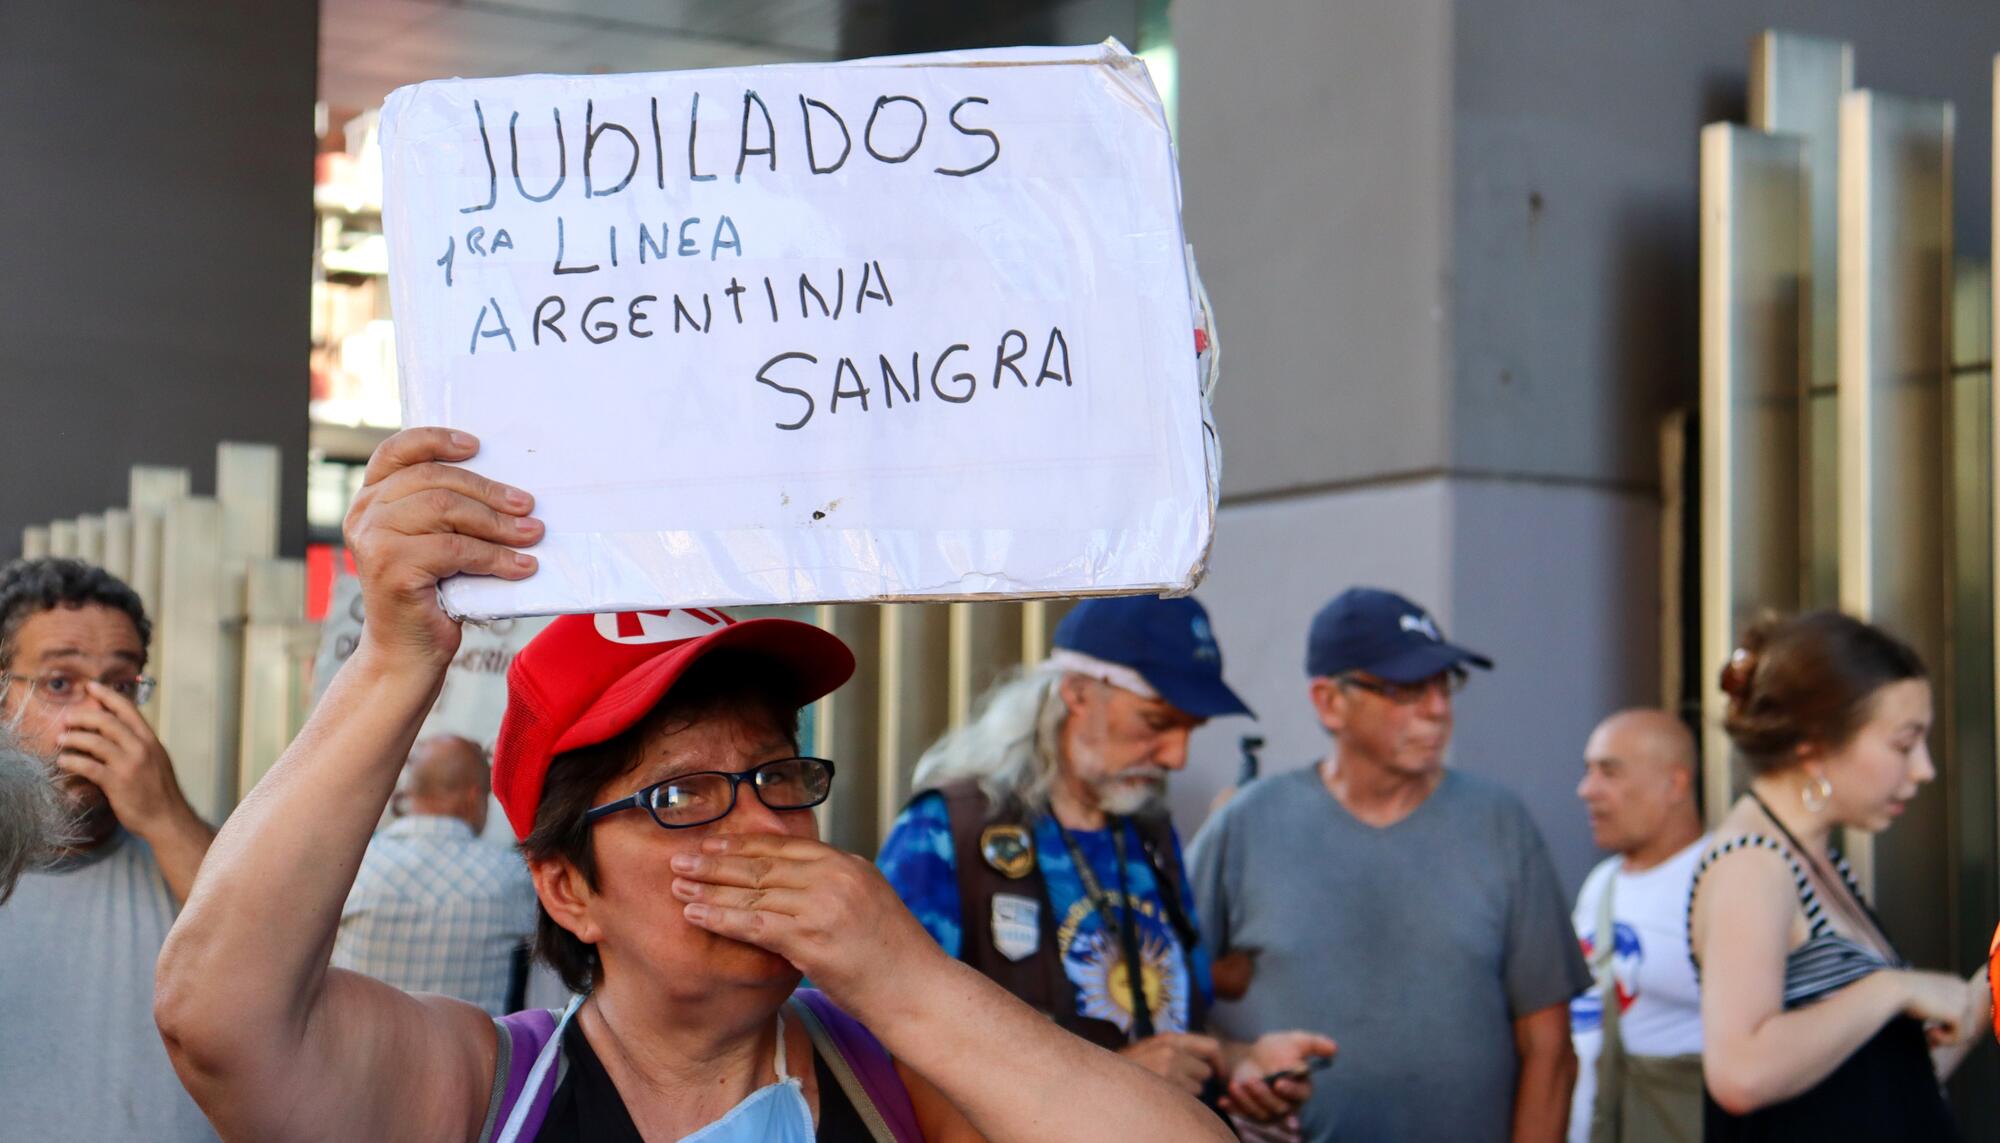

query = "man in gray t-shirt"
[
  {"left": 1191, "top": 587, "right": 1590, "bottom": 1142},
  {"left": 0, "top": 559, "right": 218, "bottom": 1141}
]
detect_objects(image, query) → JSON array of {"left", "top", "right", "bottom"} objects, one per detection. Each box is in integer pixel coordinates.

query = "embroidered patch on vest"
[
  {"left": 991, "top": 893, "right": 1041, "bottom": 962},
  {"left": 979, "top": 823, "right": 1036, "bottom": 879}
]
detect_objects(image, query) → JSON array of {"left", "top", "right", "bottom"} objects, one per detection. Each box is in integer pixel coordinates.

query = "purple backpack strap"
[
  {"left": 479, "top": 1008, "right": 563, "bottom": 1143},
  {"left": 792, "top": 989, "right": 924, "bottom": 1143}
]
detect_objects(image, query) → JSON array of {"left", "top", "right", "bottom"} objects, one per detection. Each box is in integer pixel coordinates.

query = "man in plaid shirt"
[{"left": 332, "top": 735, "right": 536, "bottom": 1014}]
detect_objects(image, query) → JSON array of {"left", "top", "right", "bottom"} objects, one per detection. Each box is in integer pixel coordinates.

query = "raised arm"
[
  {"left": 153, "top": 429, "right": 542, "bottom": 1143},
  {"left": 1693, "top": 847, "right": 1979, "bottom": 1113},
  {"left": 676, "top": 832, "right": 1234, "bottom": 1142}
]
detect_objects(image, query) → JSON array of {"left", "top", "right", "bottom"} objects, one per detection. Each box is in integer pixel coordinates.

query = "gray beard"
[{"left": 1093, "top": 776, "right": 1168, "bottom": 817}]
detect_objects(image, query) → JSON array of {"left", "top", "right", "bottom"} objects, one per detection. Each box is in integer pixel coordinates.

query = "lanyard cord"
[
  {"left": 1132, "top": 829, "right": 1201, "bottom": 955},
  {"left": 1747, "top": 790, "right": 1898, "bottom": 958},
  {"left": 1054, "top": 817, "right": 1156, "bottom": 1040}
]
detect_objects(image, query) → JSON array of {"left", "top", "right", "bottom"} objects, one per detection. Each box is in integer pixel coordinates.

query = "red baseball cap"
[{"left": 491, "top": 607, "right": 855, "bottom": 840}]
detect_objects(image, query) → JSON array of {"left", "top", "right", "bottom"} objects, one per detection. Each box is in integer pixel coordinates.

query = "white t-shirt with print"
[{"left": 1566, "top": 836, "right": 1708, "bottom": 1143}]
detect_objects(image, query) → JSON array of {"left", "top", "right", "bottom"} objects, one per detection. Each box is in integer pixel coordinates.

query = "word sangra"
[
  {"left": 755, "top": 328, "right": 1074, "bottom": 431},
  {"left": 456, "top": 90, "right": 1002, "bottom": 213}
]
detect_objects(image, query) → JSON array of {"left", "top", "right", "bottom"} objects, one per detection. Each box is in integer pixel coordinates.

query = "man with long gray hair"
[
  {"left": 878, "top": 595, "right": 1335, "bottom": 1131},
  {"left": 0, "top": 730, "right": 65, "bottom": 901}
]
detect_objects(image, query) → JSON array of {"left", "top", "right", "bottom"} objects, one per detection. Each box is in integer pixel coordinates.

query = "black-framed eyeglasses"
[
  {"left": 1338, "top": 668, "right": 1468, "bottom": 705},
  {"left": 584, "top": 756, "right": 836, "bottom": 830}
]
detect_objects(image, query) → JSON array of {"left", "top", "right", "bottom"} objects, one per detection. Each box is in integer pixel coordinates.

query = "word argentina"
[{"left": 456, "top": 88, "right": 1002, "bottom": 212}]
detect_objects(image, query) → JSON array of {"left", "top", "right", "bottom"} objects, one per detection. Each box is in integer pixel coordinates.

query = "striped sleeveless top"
[{"left": 1687, "top": 834, "right": 1899, "bottom": 1008}]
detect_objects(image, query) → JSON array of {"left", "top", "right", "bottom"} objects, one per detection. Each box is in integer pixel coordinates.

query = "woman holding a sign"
[{"left": 154, "top": 428, "right": 1231, "bottom": 1143}]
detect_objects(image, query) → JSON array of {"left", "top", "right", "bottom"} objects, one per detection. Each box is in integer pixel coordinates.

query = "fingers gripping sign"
[{"left": 343, "top": 428, "right": 543, "bottom": 667}]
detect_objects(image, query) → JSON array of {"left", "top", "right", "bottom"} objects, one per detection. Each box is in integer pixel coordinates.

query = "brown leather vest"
[{"left": 932, "top": 779, "right": 1206, "bottom": 1050}]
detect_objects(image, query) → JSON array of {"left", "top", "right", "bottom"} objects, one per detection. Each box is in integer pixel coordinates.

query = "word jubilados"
[{"left": 453, "top": 87, "right": 1002, "bottom": 213}]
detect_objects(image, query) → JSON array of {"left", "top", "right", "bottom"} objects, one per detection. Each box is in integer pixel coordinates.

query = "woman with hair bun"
[{"left": 1687, "top": 610, "right": 1990, "bottom": 1139}]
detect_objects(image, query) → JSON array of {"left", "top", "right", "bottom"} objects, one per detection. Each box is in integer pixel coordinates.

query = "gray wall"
[
  {"left": 0, "top": 3, "right": 317, "bottom": 560},
  {"left": 1450, "top": 0, "right": 2000, "bottom": 486},
  {"left": 1179, "top": 0, "right": 1454, "bottom": 498}
]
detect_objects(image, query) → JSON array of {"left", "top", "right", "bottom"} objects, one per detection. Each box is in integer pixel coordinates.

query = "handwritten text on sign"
[{"left": 382, "top": 43, "right": 1213, "bottom": 619}]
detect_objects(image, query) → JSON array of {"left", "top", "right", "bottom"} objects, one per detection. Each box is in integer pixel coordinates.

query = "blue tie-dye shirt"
[{"left": 877, "top": 792, "right": 1214, "bottom": 1036}]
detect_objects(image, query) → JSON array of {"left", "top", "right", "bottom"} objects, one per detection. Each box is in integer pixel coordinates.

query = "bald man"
[
  {"left": 331, "top": 736, "right": 536, "bottom": 1015},
  {"left": 1567, "top": 711, "right": 1707, "bottom": 1143}
]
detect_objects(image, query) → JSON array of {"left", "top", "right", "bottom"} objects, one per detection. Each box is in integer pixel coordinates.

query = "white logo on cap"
[
  {"left": 1190, "top": 616, "right": 1220, "bottom": 661},
  {"left": 592, "top": 609, "right": 731, "bottom": 645},
  {"left": 1400, "top": 613, "right": 1441, "bottom": 641}
]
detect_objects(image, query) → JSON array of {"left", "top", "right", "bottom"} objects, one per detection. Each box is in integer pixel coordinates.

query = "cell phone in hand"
[{"left": 1260, "top": 1054, "right": 1333, "bottom": 1086}]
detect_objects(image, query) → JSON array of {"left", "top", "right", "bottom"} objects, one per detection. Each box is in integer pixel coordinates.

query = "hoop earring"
[{"left": 1801, "top": 772, "right": 1833, "bottom": 814}]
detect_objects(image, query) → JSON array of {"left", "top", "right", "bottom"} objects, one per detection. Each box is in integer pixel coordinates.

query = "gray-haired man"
[
  {"left": 879, "top": 595, "right": 1335, "bottom": 1129},
  {"left": 0, "top": 557, "right": 218, "bottom": 1140},
  {"left": 1191, "top": 587, "right": 1590, "bottom": 1142}
]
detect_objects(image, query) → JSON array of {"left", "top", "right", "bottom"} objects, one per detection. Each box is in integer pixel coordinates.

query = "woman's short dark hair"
[
  {"left": 518, "top": 650, "right": 803, "bottom": 996},
  {"left": 1719, "top": 610, "right": 1926, "bottom": 776}
]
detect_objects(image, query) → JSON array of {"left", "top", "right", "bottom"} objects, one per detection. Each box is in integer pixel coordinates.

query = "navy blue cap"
[
  {"left": 1053, "top": 596, "right": 1254, "bottom": 719},
  {"left": 1305, "top": 587, "right": 1494, "bottom": 683}
]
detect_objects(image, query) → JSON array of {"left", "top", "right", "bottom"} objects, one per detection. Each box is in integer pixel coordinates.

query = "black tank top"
[
  {"left": 1703, "top": 1015, "right": 1956, "bottom": 1141},
  {"left": 534, "top": 1017, "right": 875, "bottom": 1142},
  {"left": 1693, "top": 835, "right": 1958, "bottom": 1140}
]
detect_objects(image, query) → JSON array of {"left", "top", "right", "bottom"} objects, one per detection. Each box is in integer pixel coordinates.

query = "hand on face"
[
  {"left": 669, "top": 831, "right": 944, "bottom": 1010},
  {"left": 342, "top": 428, "right": 542, "bottom": 670},
  {"left": 52, "top": 681, "right": 189, "bottom": 843},
  {"left": 2, "top": 605, "right": 172, "bottom": 846}
]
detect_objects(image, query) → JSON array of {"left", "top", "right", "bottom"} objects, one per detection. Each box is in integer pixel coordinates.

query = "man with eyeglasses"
[
  {"left": 0, "top": 556, "right": 220, "bottom": 1140},
  {"left": 1189, "top": 587, "right": 1590, "bottom": 1143}
]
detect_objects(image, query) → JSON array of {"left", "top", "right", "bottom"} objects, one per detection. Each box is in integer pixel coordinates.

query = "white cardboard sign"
[{"left": 381, "top": 42, "right": 1214, "bottom": 620}]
